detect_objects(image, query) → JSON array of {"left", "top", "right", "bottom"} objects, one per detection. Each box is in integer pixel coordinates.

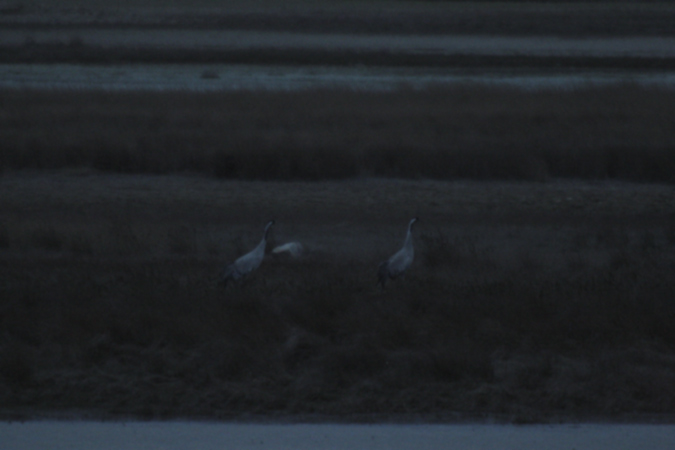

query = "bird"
[
  {"left": 377, "top": 217, "right": 418, "bottom": 288},
  {"left": 220, "top": 220, "right": 275, "bottom": 287}
]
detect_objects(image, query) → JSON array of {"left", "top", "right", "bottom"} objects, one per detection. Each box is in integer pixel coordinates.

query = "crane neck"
[
  {"left": 404, "top": 228, "right": 414, "bottom": 250},
  {"left": 258, "top": 221, "right": 274, "bottom": 249},
  {"left": 264, "top": 221, "right": 274, "bottom": 240},
  {"left": 254, "top": 233, "right": 269, "bottom": 255},
  {"left": 404, "top": 218, "right": 418, "bottom": 248}
]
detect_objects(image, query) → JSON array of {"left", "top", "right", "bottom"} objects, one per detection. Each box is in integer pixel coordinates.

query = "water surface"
[
  {"left": 2, "top": 421, "right": 675, "bottom": 450},
  {"left": 3, "top": 63, "right": 675, "bottom": 91}
]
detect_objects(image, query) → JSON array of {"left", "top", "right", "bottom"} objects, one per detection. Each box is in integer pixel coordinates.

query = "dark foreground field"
[{"left": 1, "top": 173, "right": 674, "bottom": 422}]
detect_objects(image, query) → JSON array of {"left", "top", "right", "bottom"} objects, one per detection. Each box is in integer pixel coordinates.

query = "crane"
[
  {"left": 377, "top": 217, "right": 418, "bottom": 288},
  {"left": 220, "top": 220, "right": 275, "bottom": 287}
]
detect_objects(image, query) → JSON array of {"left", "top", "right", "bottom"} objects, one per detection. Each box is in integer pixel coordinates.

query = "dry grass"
[
  {"left": 1, "top": 174, "right": 674, "bottom": 421},
  {"left": 2, "top": 86, "right": 675, "bottom": 183}
]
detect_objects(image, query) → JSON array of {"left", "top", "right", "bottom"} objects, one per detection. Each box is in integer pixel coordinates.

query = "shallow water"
[
  {"left": 2, "top": 63, "right": 675, "bottom": 91},
  {"left": 2, "top": 421, "right": 675, "bottom": 450}
]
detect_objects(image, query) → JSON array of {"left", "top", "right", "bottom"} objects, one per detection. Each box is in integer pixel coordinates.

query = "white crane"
[
  {"left": 220, "top": 220, "right": 275, "bottom": 287},
  {"left": 377, "top": 217, "right": 418, "bottom": 288}
]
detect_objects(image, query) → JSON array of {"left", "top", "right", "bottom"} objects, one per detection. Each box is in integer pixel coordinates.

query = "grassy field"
[
  {"left": 1, "top": 172, "right": 674, "bottom": 421},
  {"left": 2, "top": 86, "right": 675, "bottom": 183}
]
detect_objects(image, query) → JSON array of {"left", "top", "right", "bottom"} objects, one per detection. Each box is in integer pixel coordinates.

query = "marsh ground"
[
  {"left": 1, "top": 173, "right": 674, "bottom": 421},
  {"left": 1, "top": 0, "right": 675, "bottom": 423}
]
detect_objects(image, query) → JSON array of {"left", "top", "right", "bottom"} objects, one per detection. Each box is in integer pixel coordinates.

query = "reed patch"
[{"left": 2, "top": 86, "right": 675, "bottom": 183}]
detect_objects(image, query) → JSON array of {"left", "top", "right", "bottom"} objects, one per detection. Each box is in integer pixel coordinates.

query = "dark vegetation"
[
  {"left": 4, "top": 1, "right": 675, "bottom": 37},
  {"left": 1, "top": 175, "right": 674, "bottom": 422},
  {"left": 2, "top": 86, "right": 675, "bottom": 183}
]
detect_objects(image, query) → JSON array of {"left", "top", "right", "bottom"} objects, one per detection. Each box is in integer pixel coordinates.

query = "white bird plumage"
[
  {"left": 220, "top": 220, "right": 275, "bottom": 287},
  {"left": 378, "top": 217, "right": 418, "bottom": 288},
  {"left": 271, "top": 241, "right": 305, "bottom": 258}
]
